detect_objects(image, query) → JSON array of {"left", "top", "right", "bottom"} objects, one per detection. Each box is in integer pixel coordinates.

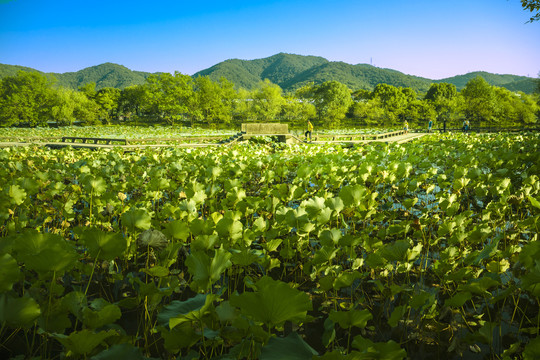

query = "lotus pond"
[{"left": 0, "top": 132, "right": 539, "bottom": 360}]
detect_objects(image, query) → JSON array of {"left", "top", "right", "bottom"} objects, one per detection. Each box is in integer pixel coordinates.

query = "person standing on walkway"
[
  {"left": 403, "top": 120, "right": 409, "bottom": 134},
  {"left": 305, "top": 120, "right": 313, "bottom": 141},
  {"left": 463, "top": 119, "right": 469, "bottom": 133},
  {"left": 428, "top": 119, "right": 433, "bottom": 133}
]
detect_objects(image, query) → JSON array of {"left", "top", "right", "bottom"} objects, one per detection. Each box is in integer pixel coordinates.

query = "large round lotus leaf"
[
  {"left": 79, "top": 227, "right": 128, "bottom": 261},
  {"left": 164, "top": 220, "right": 190, "bottom": 242},
  {"left": 0, "top": 293, "right": 41, "bottom": 328},
  {"left": 53, "top": 329, "right": 118, "bottom": 356},
  {"left": 230, "top": 276, "right": 312, "bottom": 328},
  {"left": 91, "top": 343, "right": 145, "bottom": 360},
  {"left": 329, "top": 308, "right": 372, "bottom": 329},
  {"left": 0, "top": 253, "right": 20, "bottom": 292},
  {"left": 120, "top": 208, "right": 152, "bottom": 231},
  {"left": 13, "top": 230, "right": 78, "bottom": 273},
  {"left": 137, "top": 229, "right": 169, "bottom": 250},
  {"left": 260, "top": 332, "right": 318, "bottom": 360}
]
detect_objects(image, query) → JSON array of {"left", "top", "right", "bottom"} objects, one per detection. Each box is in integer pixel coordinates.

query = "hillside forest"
[{"left": 0, "top": 69, "right": 539, "bottom": 129}]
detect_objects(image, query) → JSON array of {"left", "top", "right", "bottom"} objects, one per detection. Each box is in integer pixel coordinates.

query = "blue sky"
[{"left": 0, "top": 0, "right": 538, "bottom": 80}]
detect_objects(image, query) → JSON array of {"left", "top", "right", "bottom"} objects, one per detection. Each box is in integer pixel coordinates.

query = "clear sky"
[{"left": 0, "top": 0, "right": 538, "bottom": 80}]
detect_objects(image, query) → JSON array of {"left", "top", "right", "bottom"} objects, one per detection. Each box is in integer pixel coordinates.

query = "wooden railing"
[{"left": 61, "top": 137, "right": 128, "bottom": 145}]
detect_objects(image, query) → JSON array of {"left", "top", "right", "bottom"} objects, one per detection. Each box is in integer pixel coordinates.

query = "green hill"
[
  {"left": 53, "top": 63, "right": 155, "bottom": 90},
  {"left": 436, "top": 71, "right": 535, "bottom": 91},
  {"left": 0, "top": 62, "right": 156, "bottom": 90},
  {"left": 1, "top": 54, "right": 537, "bottom": 94},
  {"left": 194, "top": 54, "right": 536, "bottom": 94}
]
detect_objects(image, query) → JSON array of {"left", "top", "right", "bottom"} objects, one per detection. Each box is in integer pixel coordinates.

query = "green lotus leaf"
[
  {"left": 121, "top": 208, "right": 152, "bottom": 231},
  {"left": 82, "top": 175, "right": 107, "bottom": 196},
  {"left": 230, "top": 247, "right": 260, "bottom": 266},
  {"left": 388, "top": 305, "right": 408, "bottom": 327},
  {"left": 252, "top": 216, "right": 268, "bottom": 234},
  {"left": 445, "top": 291, "right": 472, "bottom": 308},
  {"left": 260, "top": 332, "right": 318, "bottom": 360},
  {"left": 8, "top": 184, "right": 26, "bottom": 206},
  {"left": 0, "top": 253, "right": 20, "bottom": 292},
  {"left": 190, "top": 218, "right": 215, "bottom": 236},
  {"left": 13, "top": 230, "right": 78, "bottom": 273},
  {"left": 319, "top": 228, "right": 342, "bottom": 246},
  {"left": 144, "top": 265, "right": 169, "bottom": 278},
  {"left": 230, "top": 276, "right": 312, "bottom": 328},
  {"left": 79, "top": 227, "right": 128, "bottom": 260},
  {"left": 380, "top": 240, "right": 410, "bottom": 262},
  {"left": 157, "top": 293, "right": 217, "bottom": 329},
  {"left": 352, "top": 335, "right": 407, "bottom": 360},
  {"left": 191, "top": 234, "right": 219, "bottom": 251},
  {"left": 216, "top": 216, "right": 243, "bottom": 242},
  {"left": 312, "top": 246, "right": 338, "bottom": 266},
  {"left": 82, "top": 303, "right": 122, "bottom": 329},
  {"left": 137, "top": 229, "right": 169, "bottom": 249},
  {"left": 339, "top": 184, "right": 368, "bottom": 208},
  {"left": 329, "top": 308, "right": 372, "bottom": 329},
  {"left": 185, "top": 247, "right": 232, "bottom": 292},
  {"left": 53, "top": 329, "right": 118, "bottom": 356},
  {"left": 0, "top": 293, "right": 41, "bottom": 328},
  {"left": 164, "top": 220, "right": 190, "bottom": 242},
  {"left": 91, "top": 343, "right": 145, "bottom": 360},
  {"left": 528, "top": 195, "right": 540, "bottom": 210},
  {"left": 333, "top": 271, "right": 361, "bottom": 290},
  {"left": 523, "top": 335, "right": 540, "bottom": 360}
]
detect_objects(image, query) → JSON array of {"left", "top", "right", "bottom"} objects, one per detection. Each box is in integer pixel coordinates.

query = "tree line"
[{"left": 0, "top": 70, "right": 538, "bottom": 128}]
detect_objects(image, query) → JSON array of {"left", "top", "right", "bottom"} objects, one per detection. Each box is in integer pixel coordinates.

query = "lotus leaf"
[
  {"left": 8, "top": 184, "right": 26, "bottom": 206},
  {"left": 329, "top": 308, "right": 372, "bottom": 329},
  {"left": 185, "top": 247, "right": 232, "bottom": 292},
  {"left": 91, "top": 343, "right": 145, "bottom": 360},
  {"left": 82, "top": 303, "right": 122, "bottom": 329},
  {"left": 164, "top": 220, "right": 190, "bottom": 242},
  {"left": 121, "top": 208, "right": 152, "bottom": 231},
  {"left": 157, "top": 293, "right": 217, "bottom": 329},
  {"left": 0, "top": 253, "right": 20, "bottom": 292},
  {"left": 260, "top": 332, "right": 318, "bottom": 360},
  {"left": 0, "top": 293, "right": 41, "bottom": 328},
  {"left": 523, "top": 335, "right": 540, "bottom": 360},
  {"left": 352, "top": 335, "right": 407, "bottom": 360},
  {"left": 53, "top": 329, "right": 118, "bottom": 356},
  {"left": 79, "top": 227, "right": 128, "bottom": 260},
  {"left": 137, "top": 229, "right": 169, "bottom": 249},
  {"left": 13, "top": 230, "right": 78, "bottom": 273},
  {"left": 230, "top": 276, "right": 312, "bottom": 328}
]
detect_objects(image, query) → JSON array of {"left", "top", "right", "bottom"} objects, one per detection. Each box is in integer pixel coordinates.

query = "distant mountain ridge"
[{"left": 0, "top": 53, "right": 536, "bottom": 93}]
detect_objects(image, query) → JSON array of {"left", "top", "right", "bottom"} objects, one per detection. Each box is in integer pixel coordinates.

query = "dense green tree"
[
  {"left": 118, "top": 85, "right": 146, "bottom": 120},
  {"left": 348, "top": 98, "right": 385, "bottom": 126},
  {"left": 231, "top": 88, "right": 255, "bottom": 123},
  {"left": 142, "top": 72, "right": 194, "bottom": 125},
  {"left": 50, "top": 88, "right": 101, "bottom": 125},
  {"left": 95, "top": 87, "right": 121, "bottom": 123},
  {"left": 0, "top": 71, "right": 55, "bottom": 127},
  {"left": 79, "top": 82, "right": 98, "bottom": 99},
  {"left": 252, "top": 79, "right": 285, "bottom": 122},
  {"left": 313, "top": 81, "right": 352, "bottom": 127},
  {"left": 193, "top": 76, "right": 236, "bottom": 126},
  {"left": 425, "top": 83, "right": 460, "bottom": 124},
  {"left": 492, "top": 87, "right": 539, "bottom": 125},
  {"left": 461, "top": 76, "right": 496, "bottom": 124},
  {"left": 281, "top": 96, "right": 316, "bottom": 126},
  {"left": 371, "top": 84, "right": 413, "bottom": 124}
]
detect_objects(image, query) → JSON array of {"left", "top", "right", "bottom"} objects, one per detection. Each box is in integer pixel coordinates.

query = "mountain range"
[{"left": 1, "top": 53, "right": 536, "bottom": 94}]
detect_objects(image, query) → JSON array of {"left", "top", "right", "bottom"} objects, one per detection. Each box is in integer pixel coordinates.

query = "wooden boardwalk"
[{"left": 0, "top": 131, "right": 427, "bottom": 150}]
